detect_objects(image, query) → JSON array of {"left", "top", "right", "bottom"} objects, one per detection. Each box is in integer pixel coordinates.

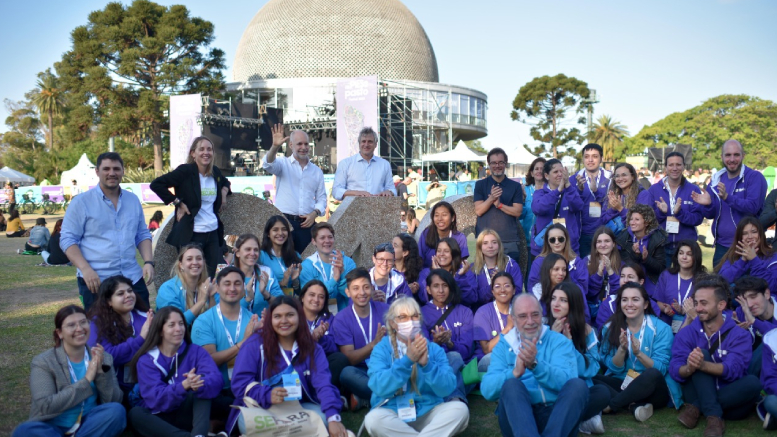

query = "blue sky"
[{"left": 1, "top": 0, "right": 775, "bottom": 153}]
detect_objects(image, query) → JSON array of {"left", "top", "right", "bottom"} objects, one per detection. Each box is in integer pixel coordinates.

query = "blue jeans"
[
  {"left": 579, "top": 233, "right": 593, "bottom": 259},
  {"left": 12, "top": 402, "right": 126, "bottom": 437},
  {"left": 765, "top": 395, "right": 777, "bottom": 418},
  {"left": 749, "top": 343, "right": 763, "bottom": 376},
  {"left": 497, "top": 377, "right": 588, "bottom": 437},
  {"left": 713, "top": 243, "right": 729, "bottom": 270},
  {"left": 78, "top": 277, "right": 149, "bottom": 311},
  {"left": 445, "top": 351, "right": 470, "bottom": 403},
  {"left": 340, "top": 366, "right": 371, "bottom": 400},
  {"left": 477, "top": 353, "right": 492, "bottom": 373}
]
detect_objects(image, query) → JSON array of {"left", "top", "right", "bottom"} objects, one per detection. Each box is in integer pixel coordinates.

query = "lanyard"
[
  {"left": 308, "top": 316, "right": 321, "bottom": 331},
  {"left": 278, "top": 342, "right": 298, "bottom": 367},
  {"left": 66, "top": 347, "right": 90, "bottom": 384},
  {"left": 353, "top": 303, "right": 373, "bottom": 345},
  {"left": 216, "top": 305, "right": 243, "bottom": 348},
  {"left": 663, "top": 177, "right": 679, "bottom": 215},
  {"left": 272, "top": 249, "right": 287, "bottom": 273},
  {"left": 370, "top": 268, "right": 393, "bottom": 300},
  {"left": 582, "top": 169, "right": 601, "bottom": 195},
  {"left": 129, "top": 311, "right": 136, "bottom": 337},
  {"left": 65, "top": 348, "right": 90, "bottom": 435},
  {"left": 483, "top": 264, "right": 498, "bottom": 287},
  {"left": 494, "top": 301, "right": 505, "bottom": 331},
  {"left": 311, "top": 253, "right": 330, "bottom": 282},
  {"left": 629, "top": 316, "right": 648, "bottom": 369},
  {"left": 440, "top": 305, "right": 450, "bottom": 330},
  {"left": 677, "top": 275, "right": 693, "bottom": 305}
]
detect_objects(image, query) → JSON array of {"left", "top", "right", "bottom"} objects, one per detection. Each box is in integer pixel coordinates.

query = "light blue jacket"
[
  {"left": 300, "top": 253, "right": 356, "bottom": 311},
  {"left": 577, "top": 329, "right": 600, "bottom": 387},
  {"left": 157, "top": 277, "right": 210, "bottom": 325},
  {"left": 600, "top": 314, "right": 683, "bottom": 408},
  {"left": 367, "top": 337, "right": 455, "bottom": 418},
  {"left": 482, "top": 326, "right": 577, "bottom": 405}
]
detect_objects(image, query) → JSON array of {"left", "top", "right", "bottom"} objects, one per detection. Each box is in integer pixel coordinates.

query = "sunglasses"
[{"left": 548, "top": 236, "right": 566, "bottom": 244}]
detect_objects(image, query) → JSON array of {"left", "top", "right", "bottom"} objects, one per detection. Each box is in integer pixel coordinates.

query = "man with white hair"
[
  {"left": 332, "top": 127, "right": 396, "bottom": 199},
  {"left": 692, "top": 139, "right": 767, "bottom": 267},
  {"left": 481, "top": 293, "right": 589, "bottom": 437},
  {"left": 263, "top": 123, "right": 327, "bottom": 252}
]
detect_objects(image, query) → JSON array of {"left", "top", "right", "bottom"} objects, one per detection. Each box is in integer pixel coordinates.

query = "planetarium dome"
[{"left": 232, "top": 0, "right": 439, "bottom": 83}]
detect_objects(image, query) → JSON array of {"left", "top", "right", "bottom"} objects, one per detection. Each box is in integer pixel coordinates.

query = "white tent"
[
  {"left": 421, "top": 140, "right": 487, "bottom": 162},
  {"left": 0, "top": 166, "right": 35, "bottom": 184},
  {"left": 60, "top": 153, "right": 98, "bottom": 186},
  {"left": 502, "top": 144, "right": 539, "bottom": 165}
]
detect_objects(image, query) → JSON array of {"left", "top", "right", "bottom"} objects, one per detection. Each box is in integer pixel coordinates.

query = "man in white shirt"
[
  {"left": 262, "top": 124, "right": 327, "bottom": 252},
  {"left": 332, "top": 127, "right": 396, "bottom": 199}
]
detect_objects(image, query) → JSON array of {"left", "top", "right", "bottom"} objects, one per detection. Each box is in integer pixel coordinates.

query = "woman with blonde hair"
[
  {"left": 150, "top": 136, "right": 232, "bottom": 277},
  {"left": 473, "top": 229, "right": 523, "bottom": 305},
  {"left": 364, "top": 297, "right": 470, "bottom": 437},
  {"left": 527, "top": 224, "right": 588, "bottom": 296},
  {"left": 156, "top": 243, "right": 216, "bottom": 325},
  {"left": 601, "top": 163, "right": 649, "bottom": 233}
]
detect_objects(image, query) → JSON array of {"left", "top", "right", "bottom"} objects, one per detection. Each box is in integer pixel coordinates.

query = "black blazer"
[{"left": 150, "top": 163, "right": 231, "bottom": 247}]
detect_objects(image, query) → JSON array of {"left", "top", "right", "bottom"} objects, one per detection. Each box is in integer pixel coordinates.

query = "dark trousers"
[
  {"left": 582, "top": 384, "right": 612, "bottom": 420},
  {"left": 284, "top": 214, "right": 313, "bottom": 254},
  {"left": 130, "top": 392, "right": 211, "bottom": 437},
  {"left": 211, "top": 389, "right": 235, "bottom": 423},
  {"left": 579, "top": 233, "right": 594, "bottom": 259},
  {"left": 78, "top": 276, "right": 150, "bottom": 311},
  {"left": 593, "top": 368, "right": 670, "bottom": 412},
  {"left": 749, "top": 343, "right": 763, "bottom": 376},
  {"left": 665, "top": 243, "right": 677, "bottom": 268},
  {"left": 25, "top": 242, "right": 42, "bottom": 252},
  {"left": 190, "top": 230, "right": 223, "bottom": 278},
  {"left": 497, "top": 377, "right": 588, "bottom": 437},
  {"left": 327, "top": 351, "right": 350, "bottom": 388},
  {"left": 681, "top": 350, "right": 761, "bottom": 419},
  {"left": 713, "top": 243, "right": 729, "bottom": 270},
  {"left": 6, "top": 230, "right": 24, "bottom": 237}
]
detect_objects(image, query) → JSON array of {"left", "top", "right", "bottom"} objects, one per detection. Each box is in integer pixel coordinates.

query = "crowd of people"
[{"left": 10, "top": 129, "right": 777, "bottom": 437}]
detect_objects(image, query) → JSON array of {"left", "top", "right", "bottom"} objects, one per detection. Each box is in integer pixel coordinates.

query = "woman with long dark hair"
[
  {"left": 129, "top": 307, "right": 222, "bottom": 437},
  {"left": 527, "top": 223, "right": 588, "bottom": 297},
  {"left": 392, "top": 233, "right": 424, "bottom": 298},
  {"left": 716, "top": 216, "right": 777, "bottom": 291},
  {"left": 473, "top": 229, "right": 523, "bottom": 305},
  {"left": 594, "top": 282, "right": 681, "bottom": 423},
  {"left": 520, "top": 157, "right": 547, "bottom": 270},
  {"left": 596, "top": 262, "right": 645, "bottom": 330},
  {"left": 228, "top": 296, "right": 348, "bottom": 436},
  {"left": 5, "top": 209, "right": 24, "bottom": 237},
  {"left": 299, "top": 280, "right": 350, "bottom": 388},
  {"left": 150, "top": 136, "right": 232, "bottom": 277},
  {"left": 547, "top": 282, "right": 611, "bottom": 434},
  {"left": 260, "top": 215, "right": 303, "bottom": 295},
  {"left": 418, "top": 201, "right": 469, "bottom": 268},
  {"left": 88, "top": 275, "right": 153, "bottom": 397},
  {"left": 531, "top": 158, "right": 584, "bottom": 256},
  {"left": 534, "top": 253, "right": 591, "bottom": 324},
  {"left": 602, "top": 163, "right": 649, "bottom": 232},
  {"left": 473, "top": 271, "right": 516, "bottom": 371},
  {"left": 655, "top": 240, "right": 707, "bottom": 331},
  {"left": 586, "top": 226, "right": 623, "bottom": 319},
  {"left": 232, "top": 233, "right": 283, "bottom": 315},
  {"left": 615, "top": 204, "right": 667, "bottom": 300},
  {"left": 41, "top": 218, "right": 71, "bottom": 266},
  {"left": 157, "top": 243, "right": 216, "bottom": 325},
  {"left": 11, "top": 305, "right": 125, "bottom": 437},
  {"left": 417, "top": 237, "right": 477, "bottom": 307}
]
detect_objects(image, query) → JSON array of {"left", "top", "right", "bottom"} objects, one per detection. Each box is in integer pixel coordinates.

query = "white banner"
[
  {"left": 336, "top": 76, "right": 378, "bottom": 164},
  {"left": 169, "top": 94, "right": 203, "bottom": 169}
]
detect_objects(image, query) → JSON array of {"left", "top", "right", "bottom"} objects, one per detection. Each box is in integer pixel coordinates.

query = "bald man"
[{"left": 692, "top": 140, "right": 767, "bottom": 267}]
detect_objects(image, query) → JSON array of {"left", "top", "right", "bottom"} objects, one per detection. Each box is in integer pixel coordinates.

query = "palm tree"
[
  {"left": 590, "top": 115, "right": 629, "bottom": 162},
  {"left": 31, "top": 70, "right": 65, "bottom": 150}
]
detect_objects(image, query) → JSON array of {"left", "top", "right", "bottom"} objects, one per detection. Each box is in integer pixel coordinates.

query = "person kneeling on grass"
[
  {"left": 481, "top": 293, "right": 589, "bottom": 437},
  {"left": 670, "top": 274, "right": 761, "bottom": 437},
  {"left": 364, "top": 297, "right": 470, "bottom": 437}
]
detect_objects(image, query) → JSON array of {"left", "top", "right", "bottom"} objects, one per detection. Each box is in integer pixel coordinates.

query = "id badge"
[
  {"left": 397, "top": 393, "right": 417, "bottom": 422},
  {"left": 620, "top": 369, "right": 641, "bottom": 390},
  {"left": 282, "top": 371, "right": 302, "bottom": 401},
  {"left": 589, "top": 202, "right": 601, "bottom": 218},
  {"left": 666, "top": 216, "right": 680, "bottom": 234},
  {"left": 671, "top": 314, "right": 684, "bottom": 334},
  {"left": 553, "top": 217, "right": 566, "bottom": 227}
]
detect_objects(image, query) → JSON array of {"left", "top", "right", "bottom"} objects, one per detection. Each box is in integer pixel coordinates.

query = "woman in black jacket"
[
  {"left": 150, "top": 136, "right": 231, "bottom": 276},
  {"left": 615, "top": 203, "right": 667, "bottom": 302}
]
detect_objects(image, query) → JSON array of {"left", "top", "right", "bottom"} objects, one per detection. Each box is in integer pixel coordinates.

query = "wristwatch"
[
  {"left": 173, "top": 198, "right": 181, "bottom": 206},
  {"left": 527, "top": 360, "right": 538, "bottom": 371},
  {"left": 144, "top": 261, "right": 155, "bottom": 267},
  {"left": 327, "top": 414, "right": 342, "bottom": 423}
]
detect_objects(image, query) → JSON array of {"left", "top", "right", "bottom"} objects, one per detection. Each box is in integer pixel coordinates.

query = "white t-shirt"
[{"left": 193, "top": 174, "right": 218, "bottom": 233}]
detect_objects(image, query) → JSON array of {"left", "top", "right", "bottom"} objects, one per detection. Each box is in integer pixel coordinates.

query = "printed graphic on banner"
[
  {"left": 336, "top": 76, "right": 378, "bottom": 164},
  {"left": 170, "top": 94, "right": 203, "bottom": 169}
]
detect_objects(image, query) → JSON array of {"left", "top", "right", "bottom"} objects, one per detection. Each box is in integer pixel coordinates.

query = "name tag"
[
  {"left": 553, "top": 218, "right": 566, "bottom": 227},
  {"left": 666, "top": 216, "right": 680, "bottom": 234},
  {"left": 589, "top": 202, "right": 601, "bottom": 218},
  {"left": 397, "top": 393, "right": 417, "bottom": 422},
  {"left": 671, "top": 314, "right": 684, "bottom": 334},
  {"left": 282, "top": 371, "right": 302, "bottom": 401},
  {"left": 621, "top": 369, "right": 641, "bottom": 390}
]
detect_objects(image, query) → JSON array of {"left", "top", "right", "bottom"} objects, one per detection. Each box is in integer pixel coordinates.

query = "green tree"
[
  {"left": 511, "top": 74, "right": 592, "bottom": 159},
  {"left": 56, "top": 0, "right": 226, "bottom": 174},
  {"left": 590, "top": 115, "right": 630, "bottom": 163},
  {"left": 624, "top": 95, "right": 777, "bottom": 169},
  {"left": 30, "top": 69, "right": 65, "bottom": 150}
]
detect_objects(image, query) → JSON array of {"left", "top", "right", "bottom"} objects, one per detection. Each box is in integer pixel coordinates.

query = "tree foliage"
[
  {"left": 30, "top": 69, "right": 65, "bottom": 150},
  {"left": 589, "top": 115, "right": 630, "bottom": 163},
  {"left": 511, "top": 74, "right": 593, "bottom": 160},
  {"left": 55, "top": 0, "right": 226, "bottom": 174},
  {"left": 624, "top": 95, "right": 777, "bottom": 169}
]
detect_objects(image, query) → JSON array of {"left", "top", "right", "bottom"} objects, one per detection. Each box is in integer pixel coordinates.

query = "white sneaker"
[
  {"left": 634, "top": 403, "right": 654, "bottom": 422},
  {"left": 578, "top": 414, "right": 605, "bottom": 434}
]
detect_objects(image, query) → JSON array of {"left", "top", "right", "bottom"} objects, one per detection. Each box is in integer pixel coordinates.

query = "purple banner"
[
  {"left": 141, "top": 184, "right": 162, "bottom": 203},
  {"left": 336, "top": 75, "right": 378, "bottom": 164},
  {"left": 42, "top": 186, "right": 65, "bottom": 202}
]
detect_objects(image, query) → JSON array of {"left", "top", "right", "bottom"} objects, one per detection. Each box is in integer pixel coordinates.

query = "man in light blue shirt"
[
  {"left": 61, "top": 152, "right": 154, "bottom": 310},
  {"left": 332, "top": 127, "right": 396, "bottom": 200},
  {"left": 262, "top": 124, "right": 326, "bottom": 252}
]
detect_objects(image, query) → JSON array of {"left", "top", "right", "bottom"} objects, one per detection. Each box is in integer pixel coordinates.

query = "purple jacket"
[
  {"left": 474, "top": 256, "right": 524, "bottom": 305},
  {"left": 584, "top": 255, "right": 622, "bottom": 303},
  {"left": 369, "top": 267, "right": 413, "bottom": 304},
  {"left": 308, "top": 313, "right": 337, "bottom": 355},
  {"left": 87, "top": 309, "right": 147, "bottom": 391},
  {"left": 601, "top": 188, "right": 651, "bottom": 230},
  {"left": 761, "top": 330, "right": 777, "bottom": 395},
  {"left": 136, "top": 342, "right": 222, "bottom": 413},
  {"left": 670, "top": 316, "right": 753, "bottom": 389},
  {"left": 700, "top": 166, "right": 767, "bottom": 248},
  {"left": 227, "top": 333, "right": 341, "bottom": 432},
  {"left": 719, "top": 252, "right": 777, "bottom": 294},
  {"left": 530, "top": 184, "right": 584, "bottom": 255},
  {"left": 421, "top": 302, "right": 475, "bottom": 361},
  {"left": 527, "top": 255, "right": 589, "bottom": 299},
  {"left": 645, "top": 179, "right": 704, "bottom": 245},
  {"left": 418, "top": 227, "right": 469, "bottom": 268},
  {"left": 418, "top": 267, "right": 477, "bottom": 308},
  {"left": 569, "top": 169, "right": 611, "bottom": 235},
  {"left": 654, "top": 271, "right": 695, "bottom": 325},
  {"left": 735, "top": 296, "right": 777, "bottom": 339}
]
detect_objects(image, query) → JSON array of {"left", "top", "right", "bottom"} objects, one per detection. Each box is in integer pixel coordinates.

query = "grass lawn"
[{"left": 0, "top": 217, "right": 767, "bottom": 436}]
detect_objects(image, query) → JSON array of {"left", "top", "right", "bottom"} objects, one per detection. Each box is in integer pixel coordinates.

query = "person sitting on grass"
[
  {"left": 157, "top": 243, "right": 216, "bottom": 325},
  {"left": 148, "top": 210, "right": 163, "bottom": 233},
  {"left": 5, "top": 209, "right": 25, "bottom": 237},
  {"left": 299, "top": 280, "right": 350, "bottom": 389},
  {"left": 40, "top": 219, "right": 71, "bottom": 266},
  {"left": 25, "top": 217, "right": 50, "bottom": 253},
  {"left": 11, "top": 305, "right": 126, "bottom": 437}
]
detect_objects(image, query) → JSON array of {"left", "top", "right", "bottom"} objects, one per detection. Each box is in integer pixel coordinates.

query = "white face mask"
[{"left": 396, "top": 320, "right": 422, "bottom": 342}]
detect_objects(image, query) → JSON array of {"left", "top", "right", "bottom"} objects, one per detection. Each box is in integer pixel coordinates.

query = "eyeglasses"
[
  {"left": 493, "top": 284, "right": 514, "bottom": 292},
  {"left": 489, "top": 161, "right": 507, "bottom": 167},
  {"left": 62, "top": 319, "right": 90, "bottom": 331},
  {"left": 400, "top": 214, "right": 406, "bottom": 217},
  {"left": 548, "top": 236, "right": 566, "bottom": 244},
  {"left": 375, "top": 257, "right": 395, "bottom": 265},
  {"left": 515, "top": 312, "right": 542, "bottom": 322},
  {"left": 395, "top": 313, "right": 421, "bottom": 322}
]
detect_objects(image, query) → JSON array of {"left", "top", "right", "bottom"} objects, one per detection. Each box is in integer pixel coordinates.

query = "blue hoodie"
[
  {"left": 531, "top": 184, "right": 584, "bottom": 256},
  {"left": 645, "top": 178, "right": 704, "bottom": 245},
  {"left": 300, "top": 252, "right": 357, "bottom": 311},
  {"left": 700, "top": 166, "right": 767, "bottom": 248},
  {"left": 481, "top": 326, "right": 577, "bottom": 404}
]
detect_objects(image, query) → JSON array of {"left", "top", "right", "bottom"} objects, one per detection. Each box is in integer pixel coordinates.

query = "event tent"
[
  {"left": 421, "top": 140, "right": 487, "bottom": 162},
  {"left": 60, "top": 153, "right": 98, "bottom": 186},
  {"left": 502, "top": 144, "right": 538, "bottom": 165},
  {"left": 0, "top": 166, "right": 35, "bottom": 184}
]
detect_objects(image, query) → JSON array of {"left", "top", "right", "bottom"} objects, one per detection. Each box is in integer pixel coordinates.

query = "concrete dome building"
[{"left": 225, "top": 0, "right": 487, "bottom": 171}]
